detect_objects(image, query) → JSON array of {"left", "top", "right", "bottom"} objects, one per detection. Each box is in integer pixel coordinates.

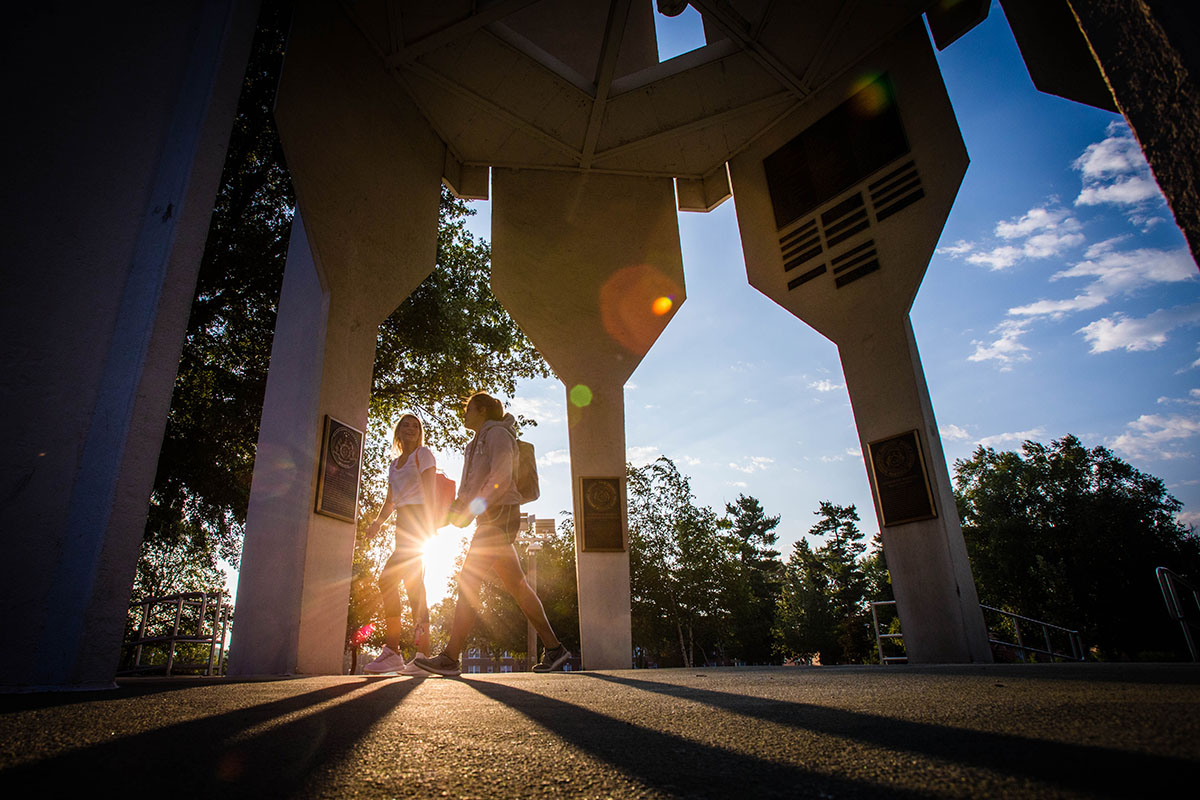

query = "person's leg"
[
  {"left": 442, "top": 538, "right": 498, "bottom": 658},
  {"left": 401, "top": 562, "right": 430, "bottom": 655},
  {"left": 378, "top": 551, "right": 406, "bottom": 650},
  {"left": 491, "top": 546, "right": 561, "bottom": 649},
  {"left": 393, "top": 515, "right": 431, "bottom": 656},
  {"left": 364, "top": 550, "right": 410, "bottom": 673}
]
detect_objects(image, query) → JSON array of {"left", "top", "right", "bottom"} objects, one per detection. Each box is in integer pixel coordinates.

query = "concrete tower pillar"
[
  {"left": 229, "top": 0, "right": 443, "bottom": 675},
  {"left": 0, "top": 1, "right": 260, "bottom": 690},
  {"left": 730, "top": 21, "right": 991, "bottom": 663},
  {"left": 491, "top": 169, "right": 686, "bottom": 669}
]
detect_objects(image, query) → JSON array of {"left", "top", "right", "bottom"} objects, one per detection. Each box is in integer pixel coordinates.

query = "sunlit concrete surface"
[{"left": 2, "top": 664, "right": 1197, "bottom": 798}]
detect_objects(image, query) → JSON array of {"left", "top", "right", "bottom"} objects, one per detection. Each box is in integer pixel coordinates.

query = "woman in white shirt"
[{"left": 363, "top": 413, "right": 436, "bottom": 674}]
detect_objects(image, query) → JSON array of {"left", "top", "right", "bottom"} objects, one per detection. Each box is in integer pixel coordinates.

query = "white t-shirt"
[{"left": 388, "top": 446, "right": 435, "bottom": 506}]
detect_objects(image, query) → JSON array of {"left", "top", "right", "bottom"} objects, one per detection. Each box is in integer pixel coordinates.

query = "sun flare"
[{"left": 421, "top": 527, "right": 470, "bottom": 602}]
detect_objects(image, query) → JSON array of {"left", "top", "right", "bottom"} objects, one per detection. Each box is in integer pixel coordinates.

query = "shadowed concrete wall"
[{"left": 0, "top": 1, "right": 259, "bottom": 689}]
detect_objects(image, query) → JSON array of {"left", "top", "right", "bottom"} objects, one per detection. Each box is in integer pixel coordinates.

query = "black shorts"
[{"left": 472, "top": 504, "right": 521, "bottom": 547}]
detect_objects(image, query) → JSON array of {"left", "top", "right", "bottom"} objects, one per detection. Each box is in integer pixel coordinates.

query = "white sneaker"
[
  {"left": 363, "top": 645, "right": 406, "bottom": 674},
  {"left": 400, "top": 652, "right": 429, "bottom": 675}
]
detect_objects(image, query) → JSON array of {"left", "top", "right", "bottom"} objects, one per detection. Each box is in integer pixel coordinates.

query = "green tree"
[
  {"left": 722, "top": 494, "right": 783, "bottom": 664},
  {"left": 954, "top": 434, "right": 1200, "bottom": 659},
  {"left": 627, "top": 457, "right": 732, "bottom": 667},
  {"left": 773, "top": 502, "right": 875, "bottom": 664}
]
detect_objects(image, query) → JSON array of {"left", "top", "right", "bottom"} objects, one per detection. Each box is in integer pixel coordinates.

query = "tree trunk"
[{"left": 676, "top": 621, "right": 691, "bottom": 668}]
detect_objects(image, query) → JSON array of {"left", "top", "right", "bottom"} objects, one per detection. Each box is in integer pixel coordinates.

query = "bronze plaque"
[
  {"left": 579, "top": 477, "right": 624, "bottom": 552},
  {"left": 867, "top": 429, "right": 937, "bottom": 527},
  {"left": 315, "top": 415, "right": 363, "bottom": 522}
]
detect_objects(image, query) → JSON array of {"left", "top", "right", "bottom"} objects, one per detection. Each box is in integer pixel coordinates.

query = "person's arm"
[{"left": 366, "top": 483, "right": 394, "bottom": 538}]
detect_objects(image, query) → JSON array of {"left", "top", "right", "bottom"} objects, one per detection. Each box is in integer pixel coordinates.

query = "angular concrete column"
[
  {"left": 0, "top": 1, "right": 259, "bottom": 690},
  {"left": 491, "top": 169, "right": 686, "bottom": 669},
  {"left": 838, "top": 315, "right": 990, "bottom": 662},
  {"left": 229, "top": 0, "right": 443, "bottom": 675},
  {"left": 730, "top": 21, "right": 991, "bottom": 663}
]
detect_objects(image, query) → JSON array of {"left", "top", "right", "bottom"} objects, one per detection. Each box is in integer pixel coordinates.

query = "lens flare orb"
[{"left": 570, "top": 384, "right": 594, "bottom": 407}]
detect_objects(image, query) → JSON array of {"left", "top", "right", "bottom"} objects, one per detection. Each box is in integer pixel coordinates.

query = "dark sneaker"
[
  {"left": 413, "top": 652, "right": 461, "bottom": 676},
  {"left": 532, "top": 644, "right": 571, "bottom": 672}
]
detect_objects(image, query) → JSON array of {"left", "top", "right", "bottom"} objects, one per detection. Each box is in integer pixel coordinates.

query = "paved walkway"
[{"left": 2, "top": 663, "right": 1198, "bottom": 798}]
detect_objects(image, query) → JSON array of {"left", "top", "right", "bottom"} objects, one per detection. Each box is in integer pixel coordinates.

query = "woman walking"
[{"left": 362, "top": 413, "right": 437, "bottom": 675}]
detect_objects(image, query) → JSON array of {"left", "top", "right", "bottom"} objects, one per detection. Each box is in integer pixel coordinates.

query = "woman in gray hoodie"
[{"left": 414, "top": 392, "right": 571, "bottom": 675}]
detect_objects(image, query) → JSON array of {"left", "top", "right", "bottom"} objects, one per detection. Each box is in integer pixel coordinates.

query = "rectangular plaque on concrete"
[
  {"left": 579, "top": 477, "right": 625, "bottom": 552},
  {"left": 315, "top": 415, "right": 363, "bottom": 523},
  {"left": 867, "top": 429, "right": 937, "bottom": 527}
]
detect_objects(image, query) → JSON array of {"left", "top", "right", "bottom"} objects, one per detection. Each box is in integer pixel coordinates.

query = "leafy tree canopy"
[{"left": 954, "top": 434, "right": 1200, "bottom": 659}]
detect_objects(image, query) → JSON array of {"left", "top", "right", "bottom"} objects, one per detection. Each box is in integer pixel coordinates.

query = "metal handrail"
[
  {"left": 980, "top": 604, "right": 1084, "bottom": 662},
  {"left": 870, "top": 600, "right": 1084, "bottom": 664},
  {"left": 870, "top": 601, "right": 908, "bottom": 664},
  {"left": 120, "top": 591, "right": 231, "bottom": 676},
  {"left": 1156, "top": 566, "right": 1200, "bottom": 661}
]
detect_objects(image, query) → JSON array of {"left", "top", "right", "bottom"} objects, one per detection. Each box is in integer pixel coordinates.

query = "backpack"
[
  {"left": 477, "top": 428, "right": 540, "bottom": 505},
  {"left": 514, "top": 438, "right": 539, "bottom": 504},
  {"left": 415, "top": 449, "right": 456, "bottom": 522}
]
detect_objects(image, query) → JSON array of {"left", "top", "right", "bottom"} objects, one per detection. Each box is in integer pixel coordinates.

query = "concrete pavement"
[{"left": 2, "top": 663, "right": 1198, "bottom": 798}]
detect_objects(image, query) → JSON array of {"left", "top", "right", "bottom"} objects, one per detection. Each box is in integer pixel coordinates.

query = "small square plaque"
[
  {"left": 579, "top": 477, "right": 625, "bottom": 552},
  {"left": 867, "top": 429, "right": 937, "bottom": 527},
  {"left": 315, "top": 415, "right": 363, "bottom": 523}
]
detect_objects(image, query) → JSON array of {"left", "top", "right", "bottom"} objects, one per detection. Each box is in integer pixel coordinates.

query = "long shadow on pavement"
[
  {"left": 581, "top": 671, "right": 1196, "bottom": 797},
  {"left": 464, "top": 678, "right": 928, "bottom": 799},
  {"left": 0, "top": 677, "right": 419, "bottom": 797}
]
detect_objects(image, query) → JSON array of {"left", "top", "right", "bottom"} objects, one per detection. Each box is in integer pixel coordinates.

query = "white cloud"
[
  {"left": 728, "top": 480, "right": 748, "bottom": 488},
  {"left": 540, "top": 448, "right": 571, "bottom": 467},
  {"left": 729, "top": 456, "right": 773, "bottom": 473},
  {"left": 976, "top": 427, "right": 1046, "bottom": 449},
  {"left": 940, "top": 424, "right": 972, "bottom": 441},
  {"left": 1073, "top": 123, "right": 1145, "bottom": 178},
  {"left": 508, "top": 395, "right": 563, "bottom": 424},
  {"left": 680, "top": 455, "right": 703, "bottom": 466},
  {"left": 626, "top": 445, "right": 660, "bottom": 465},
  {"left": 1009, "top": 247, "right": 1196, "bottom": 320},
  {"left": 966, "top": 245, "right": 1024, "bottom": 271},
  {"left": 1076, "top": 177, "right": 1161, "bottom": 207},
  {"left": 994, "top": 206, "right": 1077, "bottom": 239},
  {"left": 1156, "top": 390, "right": 1200, "bottom": 407},
  {"left": 1073, "top": 122, "right": 1168, "bottom": 221},
  {"left": 961, "top": 207, "right": 1084, "bottom": 271},
  {"left": 1177, "top": 510, "right": 1200, "bottom": 529},
  {"left": 845, "top": 447, "right": 861, "bottom": 458},
  {"left": 937, "top": 240, "right": 974, "bottom": 257},
  {"left": 1111, "top": 413, "right": 1200, "bottom": 461},
  {"left": 1078, "top": 303, "right": 1200, "bottom": 353},
  {"left": 1009, "top": 294, "right": 1107, "bottom": 317},
  {"left": 969, "top": 319, "right": 1032, "bottom": 369},
  {"left": 808, "top": 379, "right": 843, "bottom": 392}
]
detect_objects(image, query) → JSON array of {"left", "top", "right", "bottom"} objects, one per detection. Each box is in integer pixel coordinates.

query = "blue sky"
[{"left": 421, "top": 4, "right": 1200, "bottom": 581}]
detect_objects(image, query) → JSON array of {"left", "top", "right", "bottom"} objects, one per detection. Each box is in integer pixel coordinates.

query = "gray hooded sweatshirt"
[{"left": 456, "top": 413, "right": 521, "bottom": 514}]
